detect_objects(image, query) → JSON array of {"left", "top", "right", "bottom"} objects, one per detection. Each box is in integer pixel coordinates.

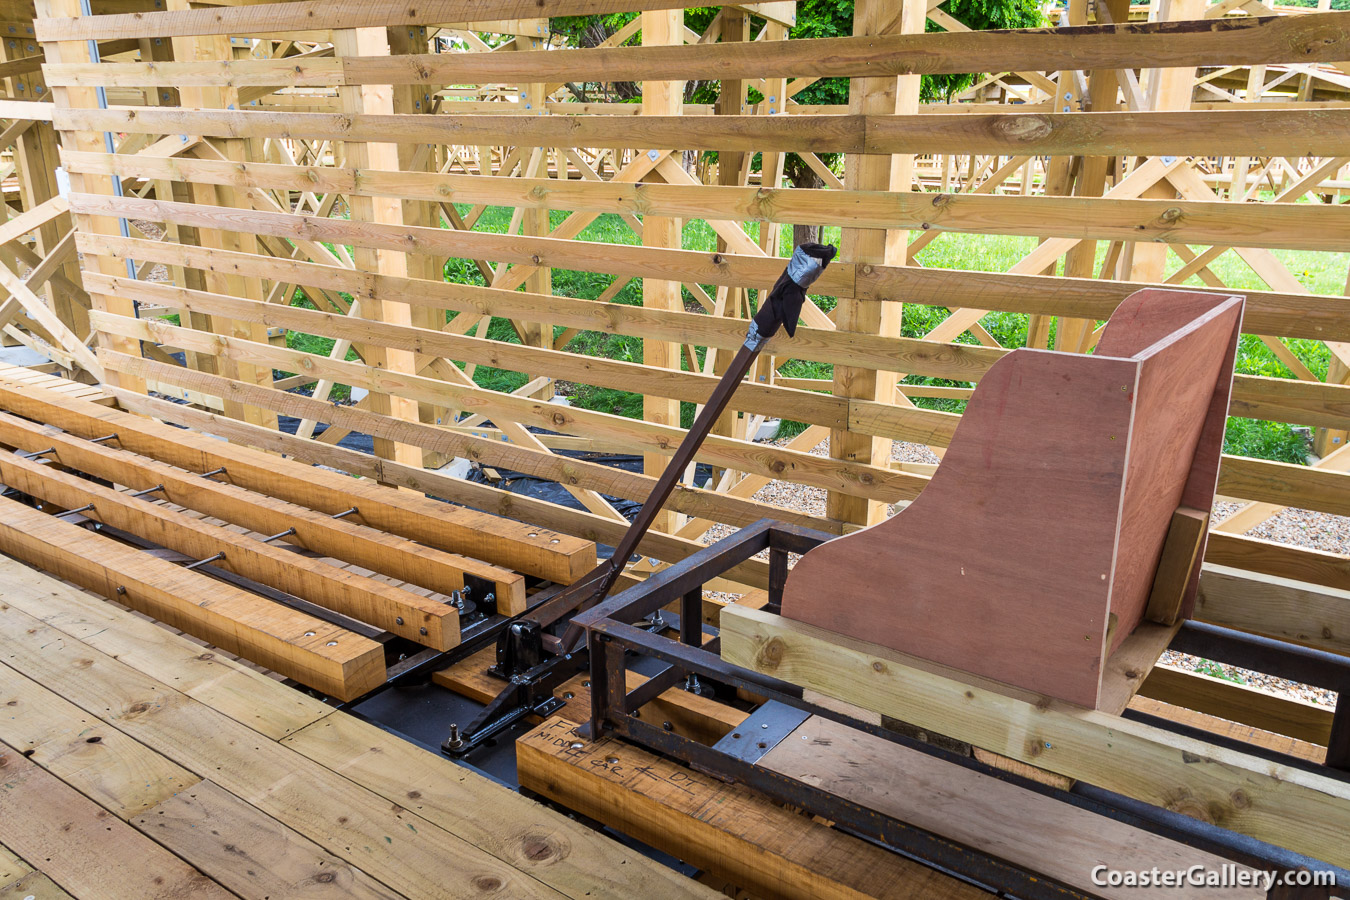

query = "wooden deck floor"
[{"left": 0, "top": 554, "right": 715, "bottom": 900}]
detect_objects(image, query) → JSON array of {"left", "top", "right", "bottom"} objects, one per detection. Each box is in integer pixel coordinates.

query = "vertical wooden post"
[
  {"left": 1126, "top": 0, "right": 1205, "bottom": 285},
  {"left": 641, "top": 8, "right": 684, "bottom": 533},
  {"left": 1054, "top": 0, "right": 1129, "bottom": 354},
  {"left": 518, "top": 21, "right": 554, "bottom": 401},
  {"left": 33, "top": 0, "right": 141, "bottom": 392},
  {"left": 829, "top": 0, "right": 922, "bottom": 527},
  {"left": 708, "top": 7, "right": 750, "bottom": 459},
  {"left": 333, "top": 25, "right": 423, "bottom": 468},
  {"left": 165, "top": 15, "right": 276, "bottom": 428},
  {"left": 389, "top": 23, "right": 450, "bottom": 462}
]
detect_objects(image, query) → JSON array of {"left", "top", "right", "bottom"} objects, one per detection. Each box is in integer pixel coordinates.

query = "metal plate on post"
[{"left": 711, "top": 699, "right": 811, "bottom": 765}]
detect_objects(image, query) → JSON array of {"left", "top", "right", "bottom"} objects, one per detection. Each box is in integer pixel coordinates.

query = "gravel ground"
[{"left": 707, "top": 434, "right": 1342, "bottom": 710}]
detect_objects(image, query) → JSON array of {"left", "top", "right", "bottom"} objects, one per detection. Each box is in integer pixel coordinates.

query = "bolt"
[
  {"left": 662, "top": 721, "right": 673, "bottom": 731},
  {"left": 419, "top": 627, "right": 428, "bottom": 636},
  {"left": 396, "top": 617, "right": 404, "bottom": 626}
]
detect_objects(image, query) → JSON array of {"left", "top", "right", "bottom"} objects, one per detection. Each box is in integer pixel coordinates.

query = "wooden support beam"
[
  {"left": 0, "top": 374, "right": 594, "bottom": 585},
  {"left": 0, "top": 448, "right": 461, "bottom": 649},
  {"left": 78, "top": 215, "right": 1350, "bottom": 344},
  {"left": 42, "top": 14, "right": 1350, "bottom": 86},
  {"left": 63, "top": 149, "right": 1350, "bottom": 252},
  {"left": 0, "top": 493, "right": 384, "bottom": 701},
  {"left": 57, "top": 105, "right": 1350, "bottom": 157},
  {"left": 0, "top": 409, "right": 525, "bottom": 613},
  {"left": 1138, "top": 664, "right": 1334, "bottom": 747},
  {"left": 517, "top": 716, "right": 987, "bottom": 900},
  {"left": 99, "top": 349, "right": 922, "bottom": 508},
  {"left": 1145, "top": 506, "right": 1210, "bottom": 625},
  {"left": 0, "top": 553, "right": 330, "bottom": 740},
  {"left": 107, "top": 388, "right": 776, "bottom": 591}
]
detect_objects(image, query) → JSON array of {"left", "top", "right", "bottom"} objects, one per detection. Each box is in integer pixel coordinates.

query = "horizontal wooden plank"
[
  {"left": 1138, "top": 663, "right": 1334, "bottom": 746},
  {"left": 86, "top": 282, "right": 958, "bottom": 447},
  {"left": 0, "top": 659, "right": 199, "bottom": 820},
  {"left": 863, "top": 267, "right": 1350, "bottom": 344},
  {"left": 719, "top": 604, "right": 1350, "bottom": 869},
  {"left": 132, "top": 781, "right": 404, "bottom": 900},
  {"left": 0, "top": 371, "right": 593, "bottom": 584},
  {"left": 79, "top": 221, "right": 1350, "bottom": 349},
  {"left": 42, "top": 14, "right": 1350, "bottom": 85},
  {"left": 109, "top": 388, "right": 777, "bottom": 589},
  {"left": 1196, "top": 564, "right": 1350, "bottom": 656},
  {"left": 73, "top": 233, "right": 987, "bottom": 383},
  {"left": 0, "top": 448, "right": 462, "bottom": 650},
  {"left": 100, "top": 349, "right": 925, "bottom": 508},
  {"left": 71, "top": 192, "right": 859, "bottom": 298},
  {"left": 0, "top": 743, "right": 231, "bottom": 900},
  {"left": 65, "top": 149, "right": 1350, "bottom": 251},
  {"left": 0, "top": 495, "right": 386, "bottom": 701},
  {"left": 1205, "top": 531, "right": 1350, "bottom": 593},
  {"left": 0, "top": 554, "right": 330, "bottom": 739},
  {"left": 1216, "top": 454, "right": 1350, "bottom": 518},
  {"left": 36, "top": 0, "right": 749, "bottom": 40},
  {"left": 0, "top": 99, "right": 54, "bottom": 122},
  {"left": 0, "top": 408, "right": 526, "bottom": 614},
  {"left": 55, "top": 105, "right": 1350, "bottom": 156}
]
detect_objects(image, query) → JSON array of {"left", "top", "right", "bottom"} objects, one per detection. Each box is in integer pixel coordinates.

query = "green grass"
[{"left": 252, "top": 203, "right": 1342, "bottom": 465}]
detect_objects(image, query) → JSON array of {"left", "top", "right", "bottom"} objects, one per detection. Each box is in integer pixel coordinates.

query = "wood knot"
[
  {"left": 521, "top": 832, "right": 561, "bottom": 861},
  {"left": 314, "top": 872, "right": 336, "bottom": 884},
  {"left": 473, "top": 875, "right": 504, "bottom": 893},
  {"left": 755, "top": 636, "right": 786, "bottom": 671}
]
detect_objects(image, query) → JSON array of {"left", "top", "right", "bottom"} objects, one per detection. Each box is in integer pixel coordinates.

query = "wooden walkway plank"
[
  {"left": 0, "top": 410, "right": 526, "bottom": 614},
  {"left": 281, "top": 713, "right": 719, "bottom": 900},
  {"left": 0, "top": 659, "right": 199, "bottom": 820},
  {"left": 0, "top": 869, "right": 76, "bottom": 899},
  {"left": 720, "top": 604, "right": 1350, "bottom": 869},
  {"left": 0, "top": 744, "right": 230, "bottom": 900},
  {"left": 0, "top": 449, "right": 461, "bottom": 650},
  {"left": 133, "top": 781, "right": 402, "bottom": 900},
  {"left": 517, "top": 717, "right": 986, "bottom": 900},
  {"left": 0, "top": 556, "right": 329, "bottom": 739},
  {"left": 0, "top": 375, "right": 594, "bottom": 584},
  {"left": 758, "top": 716, "right": 1259, "bottom": 900},
  {"left": 0, "top": 844, "right": 32, "bottom": 891},
  {"left": 0, "top": 495, "right": 386, "bottom": 701},
  {"left": 0, "top": 600, "right": 567, "bottom": 900}
]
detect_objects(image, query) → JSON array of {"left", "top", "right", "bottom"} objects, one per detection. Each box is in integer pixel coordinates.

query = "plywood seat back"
[{"left": 780, "top": 289, "right": 1244, "bottom": 707}]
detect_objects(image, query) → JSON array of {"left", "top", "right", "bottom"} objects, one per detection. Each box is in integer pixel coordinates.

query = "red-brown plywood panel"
[
  {"left": 782, "top": 289, "right": 1243, "bottom": 708},
  {"left": 1100, "top": 291, "right": 1243, "bottom": 649}
]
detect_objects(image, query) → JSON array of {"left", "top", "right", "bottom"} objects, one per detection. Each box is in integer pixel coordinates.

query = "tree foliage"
[{"left": 548, "top": 0, "right": 1043, "bottom": 203}]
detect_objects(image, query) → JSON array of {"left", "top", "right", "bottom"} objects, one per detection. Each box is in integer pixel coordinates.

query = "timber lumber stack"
[{"left": 0, "top": 369, "right": 594, "bottom": 701}]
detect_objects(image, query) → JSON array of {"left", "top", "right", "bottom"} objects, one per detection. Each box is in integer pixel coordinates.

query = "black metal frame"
[{"left": 574, "top": 519, "right": 1350, "bottom": 900}]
